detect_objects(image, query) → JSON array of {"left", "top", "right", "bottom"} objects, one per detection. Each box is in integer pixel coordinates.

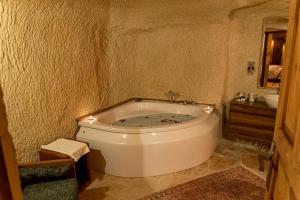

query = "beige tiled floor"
[{"left": 79, "top": 139, "right": 270, "bottom": 200}]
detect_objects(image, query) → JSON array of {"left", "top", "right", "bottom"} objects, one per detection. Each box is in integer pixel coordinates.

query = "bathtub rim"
[
  {"left": 76, "top": 97, "right": 215, "bottom": 121},
  {"left": 77, "top": 98, "right": 216, "bottom": 134}
]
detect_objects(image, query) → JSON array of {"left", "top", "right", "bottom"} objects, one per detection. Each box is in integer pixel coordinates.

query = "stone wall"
[
  {"left": 225, "top": 0, "right": 289, "bottom": 103},
  {"left": 0, "top": 0, "right": 289, "bottom": 162},
  {"left": 0, "top": 0, "right": 111, "bottom": 161}
]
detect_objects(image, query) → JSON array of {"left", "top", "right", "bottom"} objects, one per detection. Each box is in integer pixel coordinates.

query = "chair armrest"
[
  {"left": 19, "top": 158, "right": 74, "bottom": 168},
  {"left": 19, "top": 158, "right": 76, "bottom": 177}
]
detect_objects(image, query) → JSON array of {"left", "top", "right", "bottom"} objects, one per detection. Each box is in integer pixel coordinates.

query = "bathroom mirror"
[{"left": 258, "top": 17, "right": 288, "bottom": 89}]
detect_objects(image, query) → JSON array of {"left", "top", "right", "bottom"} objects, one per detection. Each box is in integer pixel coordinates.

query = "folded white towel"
[{"left": 41, "top": 138, "right": 90, "bottom": 161}]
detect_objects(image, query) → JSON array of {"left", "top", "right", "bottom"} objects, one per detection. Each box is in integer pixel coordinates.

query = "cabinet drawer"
[
  {"left": 227, "top": 124, "right": 274, "bottom": 144},
  {"left": 231, "top": 104, "right": 276, "bottom": 117},
  {"left": 230, "top": 112, "right": 275, "bottom": 128}
]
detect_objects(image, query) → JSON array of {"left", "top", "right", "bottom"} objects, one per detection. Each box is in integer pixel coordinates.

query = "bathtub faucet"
[
  {"left": 166, "top": 90, "right": 179, "bottom": 103},
  {"left": 177, "top": 100, "right": 197, "bottom": 106}
]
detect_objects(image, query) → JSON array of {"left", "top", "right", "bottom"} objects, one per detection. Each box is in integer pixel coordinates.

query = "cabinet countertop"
[{"left": 230, "top": 99, "right": 277, "bottom": 110}]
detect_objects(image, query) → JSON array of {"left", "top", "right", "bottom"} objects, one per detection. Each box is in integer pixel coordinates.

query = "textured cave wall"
[
  {"left": 108, "top": 1, "right": 231, "bottom": 106},
  {"left": 0, "top": 0, "right": 289, "bottom": 162},
  {"left": 0, "top": 0, "right": 111, "bottom": 162},
  {"left": 109, "top": 23, "right": 230, "bottom": 105},
  {"left": 108, "top": 0, "right": 288, "bottom": 106},
  {"left": 225, "top": 0, "right": 289, "bottom": 104}
]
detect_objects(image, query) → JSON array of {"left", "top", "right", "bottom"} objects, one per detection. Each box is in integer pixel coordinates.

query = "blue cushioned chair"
[
  {"left": 19, "top": 159, "right": 78, "bottom": 200},
  {"left": 0, "top": 128, "right": 78, "bottom": 200},
  {"left": 0, "top": 88, "right": 78, "bottom": 200}
]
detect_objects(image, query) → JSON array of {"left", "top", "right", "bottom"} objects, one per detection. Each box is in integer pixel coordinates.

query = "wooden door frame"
[
  {"left": 0, "top": 85, "right": 23, "bottom": 200},
  {"left": 265, "top": 0, "right": 300, "bottom": 199}
]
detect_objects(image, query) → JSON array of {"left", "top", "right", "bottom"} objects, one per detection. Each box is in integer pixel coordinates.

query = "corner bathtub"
[{"left": 76, "top": 99, "right": 219, "bottom": 177}]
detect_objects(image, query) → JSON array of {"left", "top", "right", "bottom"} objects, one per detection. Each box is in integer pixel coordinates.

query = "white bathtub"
[{"left": 76, "top": 99, "right": 219, "bottom": 177}]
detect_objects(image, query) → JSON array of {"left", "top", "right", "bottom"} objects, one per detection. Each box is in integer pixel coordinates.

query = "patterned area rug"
[{"left": 141, "top": 165, "right": 265, "bottom": 200}]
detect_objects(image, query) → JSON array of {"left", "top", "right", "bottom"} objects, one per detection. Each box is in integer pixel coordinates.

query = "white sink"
[{"left": 264, "top": 94, "right": 279, "bottom": 108}]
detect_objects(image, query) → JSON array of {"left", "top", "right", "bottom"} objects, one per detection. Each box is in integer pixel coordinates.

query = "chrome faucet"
[
  {"left": 165, "top": 91, "right": 199, "bottom": 106},
  {"left": 166, "top": 90, "right": 178, "bottom": 103},
  {"left": 177, "top": 100, "right": 197, "bottom": 106}
]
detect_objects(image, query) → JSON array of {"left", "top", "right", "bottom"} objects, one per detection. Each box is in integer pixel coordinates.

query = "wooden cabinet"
[{"left": 224, "top": 99, "right": 277, "bottom": 144}]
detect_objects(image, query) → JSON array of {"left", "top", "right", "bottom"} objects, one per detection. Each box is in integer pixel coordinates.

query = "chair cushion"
[
  {"left": 19, "top": 165, "right": 72, "bottom": 186},
  {"left": 23, "top": 178, "right": 78, "bottom": 200}
]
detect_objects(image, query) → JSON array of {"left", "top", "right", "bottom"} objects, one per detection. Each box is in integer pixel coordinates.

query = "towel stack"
[{"left": 41, "top": 138, "right": 90, "bottom": 161}]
